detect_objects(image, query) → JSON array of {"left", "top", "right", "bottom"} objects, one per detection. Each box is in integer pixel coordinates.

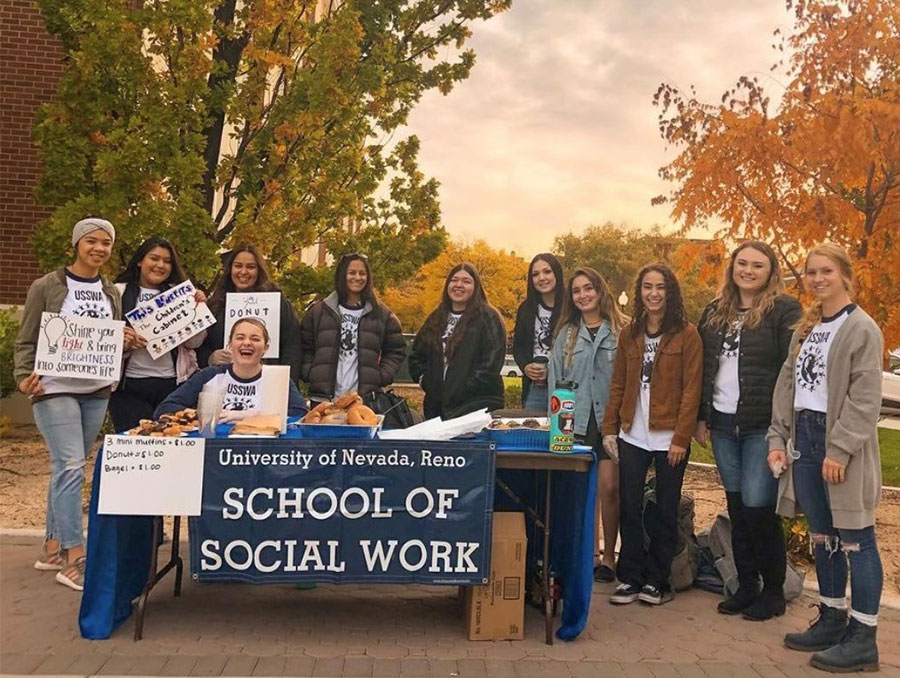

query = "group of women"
[
  {"left": 512, "top": 244, "right": 884, "bottom": 672},
  {"left": 13, "top": 218, "right": 885, "bottom": 672}
]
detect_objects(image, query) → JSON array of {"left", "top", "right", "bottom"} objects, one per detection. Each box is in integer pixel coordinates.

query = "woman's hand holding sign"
[{"left": 18, "top": 372, "right": 44, "bottom": 397}]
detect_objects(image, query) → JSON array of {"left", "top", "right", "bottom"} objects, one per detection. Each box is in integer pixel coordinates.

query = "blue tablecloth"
[{"left": 79, "top": 429, "right": 596, "bottom": 641}]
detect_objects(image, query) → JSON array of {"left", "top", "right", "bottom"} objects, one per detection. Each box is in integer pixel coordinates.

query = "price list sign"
[{"left": 99, "top": 435, "right": 206, "bottom": 516}]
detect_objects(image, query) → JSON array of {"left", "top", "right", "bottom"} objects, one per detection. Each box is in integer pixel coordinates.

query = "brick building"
[{"left": 0, "top": 0, "right": 65, "bottom": 306}]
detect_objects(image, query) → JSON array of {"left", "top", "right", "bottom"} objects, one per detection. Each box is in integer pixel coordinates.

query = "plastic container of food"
[
  {"left": 486, "top": 418, "right": 550, "bottom": 451},
  {"left": 294, "top": 415, "right": 384, "bottom": 439}
]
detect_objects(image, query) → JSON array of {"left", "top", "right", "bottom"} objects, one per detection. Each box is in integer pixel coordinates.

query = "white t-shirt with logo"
[
  {"left": 442, "top": 312, "right": 462, "bottom": 377},
  {"left": 126, "top": 287, "right": 177, "bottom": 379},
  {"left": 334, "top": 304, "right": 365, "bottom": 396},
  {"left": 620, "top": 333, "right": 675, "bottom": 452},
  {"left": 794, "top": 305, "right": 855, "bottom": 413},
  {"left": 712, "top": 312, "right": 746, "bottom": 415},
  {"left": 205, "top": 368, "right": 263, "bottom": 411},
  {"left": 533, "top": 303, "right": 553, "bottom": 359},
  {"left": 42, "top": 271, "right": 115, "bottom": 396}
]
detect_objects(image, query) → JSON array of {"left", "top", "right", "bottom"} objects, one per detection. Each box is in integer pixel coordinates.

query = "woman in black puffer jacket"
[
  {"left": 409, "top": 263, "right": 506, "bottom": 419},
  {"left": 696, "top": 241, "right": 801, "bottom": 621},
  {"left": 300, "top": 253, "right": 406, "bottom": 405}
]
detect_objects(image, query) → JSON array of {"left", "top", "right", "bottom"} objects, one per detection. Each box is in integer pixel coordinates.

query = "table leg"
[
  {"left": 134, "top": 517, "right": 161, "bottom": 641},
  {"left": 134, "top": 516, "right": 185, "bottom": 641},
  {"left": 543, "top": 470, "right": 553, "bottom": 645},
  {"left": 172, "top": 516, "right": 183, "bottom": 597}
]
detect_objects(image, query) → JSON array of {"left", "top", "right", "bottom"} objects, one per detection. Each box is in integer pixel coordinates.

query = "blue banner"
[{"left": 189, "top": 439, "right": 496, "bottom": 585}]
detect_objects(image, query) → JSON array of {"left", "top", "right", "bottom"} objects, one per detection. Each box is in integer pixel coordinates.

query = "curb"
[{"left": 2, "top": 527, "right": 898, "bottom": 610}]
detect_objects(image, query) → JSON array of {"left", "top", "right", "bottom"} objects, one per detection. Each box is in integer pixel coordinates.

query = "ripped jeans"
[
  {"left": 792, "top": 410, "right": 883, "bottom": 616},
  {"left": 33, "top": 395, "right": 108, "bottom": 549}
]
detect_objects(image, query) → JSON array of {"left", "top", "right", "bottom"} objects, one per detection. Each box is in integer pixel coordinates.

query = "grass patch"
[
  {"left": 879, "top": 427, "right": 900, "bottom": 487},
  {"left": 689, "top": 426, "right": 900, "bottom": 486}
]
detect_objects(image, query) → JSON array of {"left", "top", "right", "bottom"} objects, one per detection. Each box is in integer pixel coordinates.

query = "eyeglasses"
[{"left": 339, "top": 252, "right": 368, "bottom": 262}]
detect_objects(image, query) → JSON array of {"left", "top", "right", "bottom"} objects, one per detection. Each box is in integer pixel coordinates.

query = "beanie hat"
[{"left": 72, "top": 218, "right": 116, "bottom": 247}]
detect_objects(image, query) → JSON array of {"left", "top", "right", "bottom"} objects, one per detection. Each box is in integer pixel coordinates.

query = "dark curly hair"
[
  {"left": 115, "top": 236, "right": 186, "bottom": 288},
  {"left": 418, "top": 263, "right": 490, "bottom": 361},
  {"left": 630, "top": 263, "right": 687, "bottom": 339},
  {"left": 207, "top": 244, "right": 279, "bottom": 315}
]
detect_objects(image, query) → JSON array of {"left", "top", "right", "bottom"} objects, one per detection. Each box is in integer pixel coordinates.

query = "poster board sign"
[
  {"left": 35, "top": 313, "right": 124, "bottom": 382},
  {"left": 223, "top": 292, "right": 281, "bottom": 358},
  {"left": 99, "top": 435, "right": 206, "bottom": 516},
  {"left": 190, "top": 440, "right": 496, "bottom": 584},
  {"left": 125, "top": 281, "right": 216, "bottom": 360}
]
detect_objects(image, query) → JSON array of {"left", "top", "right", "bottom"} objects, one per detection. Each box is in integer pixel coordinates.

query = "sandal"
[
  {"left": 55, "top": 555, "right": 86, "bottom": 591},
  {"left": 34, "top": 543, "right": 66, "bottom": 571}
]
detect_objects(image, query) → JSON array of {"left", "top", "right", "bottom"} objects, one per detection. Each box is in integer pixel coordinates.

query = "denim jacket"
[{"left": 547, "top": 320, "right": 617, "bottom": 436}]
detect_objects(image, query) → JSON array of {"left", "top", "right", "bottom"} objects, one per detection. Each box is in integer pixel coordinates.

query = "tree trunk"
[{"left": 201, "top": 0, "right": 247, "bottom": 232}]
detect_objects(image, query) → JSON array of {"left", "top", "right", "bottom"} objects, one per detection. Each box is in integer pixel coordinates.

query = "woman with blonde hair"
[
  {"left": 696, "top": 242, "right": 801, "bottom": 620},
  {"left": 548, "top": 267, "right": 627, "bottom": 582},
  {"left": 768, "top": 243, "right": 884, "bottom": 672}
]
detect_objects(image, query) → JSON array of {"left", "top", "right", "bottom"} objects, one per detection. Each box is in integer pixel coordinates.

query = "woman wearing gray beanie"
[{"left": 13, "top": 217, "right": 133, "bottom": 592}]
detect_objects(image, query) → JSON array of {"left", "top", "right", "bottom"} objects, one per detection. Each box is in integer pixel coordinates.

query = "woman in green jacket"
[
  {"left": 14, "top": 218, "right": 131, "bottom": 592},
  {"left": 767, "top": 243, "right": 884, "bottom": 673}
]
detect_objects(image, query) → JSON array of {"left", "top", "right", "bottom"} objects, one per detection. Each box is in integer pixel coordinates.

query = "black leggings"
[{"left": 109, "top": 377, "right": 178, "bottom": 432}]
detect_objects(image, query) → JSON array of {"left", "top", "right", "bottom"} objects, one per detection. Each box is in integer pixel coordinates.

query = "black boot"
[
  {"left": 785, "top": 605, "right": 848, "bottom": 652},
  {"left": 742, "top": 507, "right": 786, "bottom": 621},
  {"left": 809, "top": 618, "right": 879, "bottom": 672},
  {"left": 717, "top": 493, "right": 759, "bottom": 615}
]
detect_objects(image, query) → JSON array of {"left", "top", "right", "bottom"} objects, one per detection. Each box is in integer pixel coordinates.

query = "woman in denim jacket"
[{"left": 548, "top": 267, "right": 627, "bottom": 582}]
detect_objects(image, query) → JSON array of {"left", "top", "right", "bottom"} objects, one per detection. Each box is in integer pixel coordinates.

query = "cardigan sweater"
[{"left": 767, "top": 307, "right": 883, "bottom": 529}]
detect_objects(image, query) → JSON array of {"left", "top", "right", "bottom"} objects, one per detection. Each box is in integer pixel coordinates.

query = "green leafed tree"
[
  {"left": 33, "top": 0, "right": 511, "bottom": 290},
  {"left": 553, "top": 222, "right": 722, "bottom": 323}
]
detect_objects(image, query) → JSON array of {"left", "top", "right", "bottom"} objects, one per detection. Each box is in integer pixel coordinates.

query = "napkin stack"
[{"left": 378, "top": 409, "right": 493, "bottom": 441}]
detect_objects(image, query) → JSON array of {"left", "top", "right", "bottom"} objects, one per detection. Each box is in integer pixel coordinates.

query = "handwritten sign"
[
  {"left": 125, "top": 281, "right": 216, "bottom": 359},
  {"left": 99, "top": 435, "right": 206, "bottom": 516},
  {"left": 35, "top": 313, "right": 124, "bottom": 381},
  {"left": 223, "top": 292, "right": 281, "bottom": 358}
]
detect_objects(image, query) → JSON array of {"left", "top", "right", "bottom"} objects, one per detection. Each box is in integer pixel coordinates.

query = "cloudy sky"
[{"left": 403, "top": 0, "right": 792, "bottom": 256}]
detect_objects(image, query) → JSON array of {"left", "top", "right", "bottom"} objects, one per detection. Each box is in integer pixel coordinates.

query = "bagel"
[
  {"left": 347, "top": 404, "right": 378, "bottom": 426},
  {"left": 320, "top": 411, "right": 348, "bottom": 425},
  {"left": 323, "top": 405, "right": 345, "bottom": 416},
  {"left": 334, "top": 392, "right": 363, "bottom": 410},
  {"left": 302, "top": 410, "right": 323, "bottom": 424},
  {"left": 310, "top": 401, "right": 333, "bottom": 416}
]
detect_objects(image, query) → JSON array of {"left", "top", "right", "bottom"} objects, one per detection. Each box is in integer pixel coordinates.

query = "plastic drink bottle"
[{"left": 549, "top": 379, "right": 576, "bottom": 453}]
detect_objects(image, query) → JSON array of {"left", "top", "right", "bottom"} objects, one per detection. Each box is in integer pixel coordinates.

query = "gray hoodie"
[{"left": 767, "top": 307, "right": 883, "bottom": 529}]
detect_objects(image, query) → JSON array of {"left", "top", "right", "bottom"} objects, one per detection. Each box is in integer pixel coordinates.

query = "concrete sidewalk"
[{"left": 1, "top": 534, "right": 898, "bottom": 677}]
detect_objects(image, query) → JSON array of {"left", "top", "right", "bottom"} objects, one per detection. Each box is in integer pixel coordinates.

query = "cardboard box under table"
[{"left": 463, "top": 512, "right": 527, "bottom": 641}]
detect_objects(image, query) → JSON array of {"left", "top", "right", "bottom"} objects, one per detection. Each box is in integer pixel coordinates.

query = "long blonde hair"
[
  {"left": 706, "top": 241, "right": 784, "bottom": 330},
  {"left": 792, "top": 243, "right": 856, "bottom": 355},
  {"left": 553, "top": 267, "right": 628, "bottom": 372}
]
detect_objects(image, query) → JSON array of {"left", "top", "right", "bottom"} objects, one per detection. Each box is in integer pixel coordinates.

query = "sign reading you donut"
[
  {"left": 223, "top": 292, "right": 281, "bottom": 358},
  {"left": 189, "top": 439, "right": 496, "bottom": 585}
]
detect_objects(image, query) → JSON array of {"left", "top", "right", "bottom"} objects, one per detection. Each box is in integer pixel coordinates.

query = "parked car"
[
  {"left": 883, "top": 371, "right": 900, "bottom": 409},
  {"left": 503, "top": 355, "right": 521, "bottom": 378}
]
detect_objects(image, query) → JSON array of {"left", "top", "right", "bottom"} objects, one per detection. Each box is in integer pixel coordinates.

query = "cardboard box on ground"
[{"left": 462, "top": 512, "right": 526, "bottom": 641}]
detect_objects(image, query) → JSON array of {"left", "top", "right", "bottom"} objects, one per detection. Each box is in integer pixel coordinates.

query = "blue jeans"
[
  {"left": 792, "top": 409, "right": 883, "bottom": 616},
  {"left": 33, "top": 396, "right": 109, "bottom": 549},
  {"left": 709, "top": 409, "right": 775, "bottom": 507},
  {"left": 523, "top": 383, "right": 549, "bottom": 412}
]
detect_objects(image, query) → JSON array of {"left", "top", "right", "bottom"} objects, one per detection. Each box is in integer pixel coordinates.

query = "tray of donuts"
[{"left": 295, "top": 392, "right": 384, "bottom": 439}]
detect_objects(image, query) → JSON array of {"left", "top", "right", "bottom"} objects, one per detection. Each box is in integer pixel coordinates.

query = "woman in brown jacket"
[{"left": 601, "top": 263, "right": 702, "bottom": 606}]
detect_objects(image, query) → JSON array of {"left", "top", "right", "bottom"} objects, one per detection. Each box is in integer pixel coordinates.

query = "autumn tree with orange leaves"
[{"left": 653, "top": 0, "right": 900, "bottom": 351}]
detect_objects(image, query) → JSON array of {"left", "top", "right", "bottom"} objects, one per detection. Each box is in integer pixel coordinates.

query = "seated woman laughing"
[{"left": 155, "top": 317, "right": 306, "bottom": 421}]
